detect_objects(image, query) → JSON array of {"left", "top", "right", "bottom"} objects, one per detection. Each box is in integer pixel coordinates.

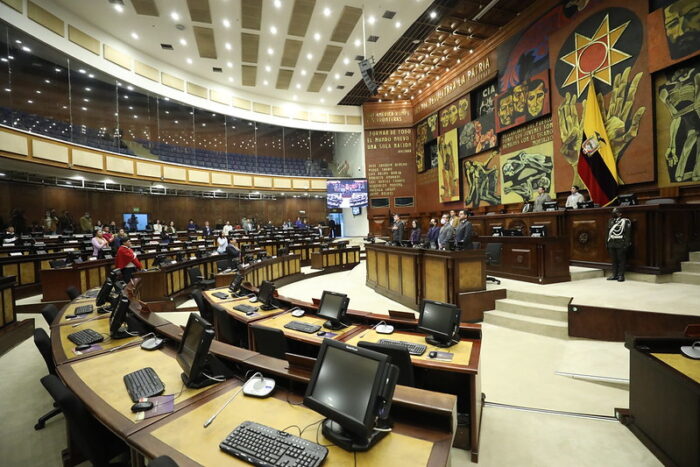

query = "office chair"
[
  {"left": 40, "top": 375, "right": 129, "bottom": 466},
  {"left": 484, "top": 242, "right": 502, "bottom": 285},
  {"left": 41, "top": 304, "right": 59, "bottom": 327},
  {"left": 212, "top": 305, "right": 243, "bottom": 347},
  {"left": 216, "top": 259, "right": 231, "bottom": 272},
  {"left": 191, "top": 289, "right": 213, "bottom": 323},
  {"left": 49, "top": 259, "right": 67, "bottom": 269},
  {"left": 277, "top": 247, "right": 289, "bottom": 256},
  {"left": 33, "top": 329, "right": 62, "bottom": 430},
  {"left": 148, "top": 456, "right": 179, "bottom": 467},
  {"left": 251, "top": 326, "right": 288, "bottom": 359},
  {"left": 357, "top": 341, "right": 415, "bottom": 387},
  {"left": 187, "top": 267, "right": 215, "bottom": 290},
  {"left": 65, "top": 286, "right": 81, "bottom": 300}
]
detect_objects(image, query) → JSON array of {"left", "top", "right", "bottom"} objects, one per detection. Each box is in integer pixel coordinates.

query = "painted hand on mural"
[{"left": 557, "top": 91, "right": 584, "bottom": 166}]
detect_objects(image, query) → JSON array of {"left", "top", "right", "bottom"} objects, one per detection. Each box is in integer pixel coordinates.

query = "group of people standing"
[{"left": 391, "top": 209, "right": 474, "bottom": 251}]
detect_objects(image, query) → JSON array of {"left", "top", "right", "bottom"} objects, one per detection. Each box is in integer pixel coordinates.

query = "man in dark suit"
[
  {"left": 202, "top": 221, "right": 213, "bottom": 237},
  {"left": 391, "top": 214, "right": 405, "bottom": 246},
  {"left": 455, "top": 210, "right": 473, "bottom": 250}
]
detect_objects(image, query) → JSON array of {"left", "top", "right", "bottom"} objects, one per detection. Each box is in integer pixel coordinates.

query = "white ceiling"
[{"left": 48, "top": 0, "right": 433, "bottom": 107}]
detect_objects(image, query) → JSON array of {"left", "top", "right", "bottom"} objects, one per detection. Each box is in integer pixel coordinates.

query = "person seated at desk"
[
  {"left": 216, "top": 231, "right": 229, "bottom": 255},
  {"left": 294, "top": 217, "right": 305, "bottom": 228},
  {"left": 165, "top": 221, "right": 177, "bottom": 235},
  {"left": 115, "top": 238, "right": 143, "bottom": 282},
  {"left": 455, "top": 210, "right": 473, "bottom": 250},
  {"left": 532, "top": 186, "right": 552, "bottom": 212},
  {"left": 391, "top": 214, "right": 405, "bottom": 246},
  {"left": 91, "top": 230, "right": 109, "bottom": 257},
  {"left": 2, "top": 226, "right": 17, "bottom": 244},
  {"left": 113, "top": 228, "right": 129, "bottom": 248},
  {"left": 427, "top": 218, "right": 440, "bottom": 249},
  {"left": 152, "top": 219, "right": 163, "bottom": 234},
  {"left": 409, "top": 219, "right": 421, "bottom": 246},
  {"left": 222, "top": 221, "right": 233, "bottom": 236},
  {"left": 565, "top": 185, "right": 586, "bottom": 209},
  {"left": 186, "top": 219, "right": 198, "bottom": 233},
  {"left": 437, "top": 214, "right": 455, "bottom": 250},
  {"left": 202, "top": 221, "right": 213, "bottom": 237},
  {"left": 226, "top": 238, "right": 241, "bottom": 259}
]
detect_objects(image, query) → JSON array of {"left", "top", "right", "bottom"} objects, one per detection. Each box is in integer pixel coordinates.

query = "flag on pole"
[{"left": 577, "top": 82, "right": 618, "bottom": 206}]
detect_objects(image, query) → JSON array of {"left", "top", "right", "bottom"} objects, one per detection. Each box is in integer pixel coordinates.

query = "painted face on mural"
[
  {"left": 498, "top": 93, "right": 514, "bottom": 126},
  {"left": 664, "top": 0, "right": 700, "bottom": 59},
  {"left": 512, "top": 81, "right": 528, "bottom": 114},
  {"left": 458, "top": 98, "right": 469, "bottom": 121},
  {"left": 526, "top": 79, "right": 547, "bottom": 118},
  {"left": 448, "top": 104, "right": 458, "bottom": 125}
]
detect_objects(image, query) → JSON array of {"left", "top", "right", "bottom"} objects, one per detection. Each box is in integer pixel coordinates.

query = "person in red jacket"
[{"left": 115, "top": 238, "right": 143, "bottom": 282}]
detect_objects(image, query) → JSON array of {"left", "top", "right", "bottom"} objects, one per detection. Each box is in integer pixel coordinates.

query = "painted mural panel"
[
  {"left": 648, "top": 0, "right": 700, "bottom": 73},
  {"left": 500, "top": 141, "right": 556, "bottom": 205},
  {"left": 462, "top": 150, "right": 501, "bottom": 208},
  {"left": 437, "top": 129, "right": 460, "bottom": 203},
  {"left": 458, "top": 112, "right": 498, "bottom": 159},
  {"left": 438, "top": 95, "right": 471, "bottom": 134},
  {"left": 415, "top": 113, "right": 438, "bottom": 173}
]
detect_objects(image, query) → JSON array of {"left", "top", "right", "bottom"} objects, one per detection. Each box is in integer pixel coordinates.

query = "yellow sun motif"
[{"left": 560, "top": 14, "right": 632, "bottom": 96}]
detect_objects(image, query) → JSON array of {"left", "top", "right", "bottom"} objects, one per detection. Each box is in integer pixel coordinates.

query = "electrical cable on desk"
[
  {"left": 202, "top": 372, "right": 226, "bottom": 382},
  {"left": 203, "top": 372, "right": 263, "bottom": 428}
]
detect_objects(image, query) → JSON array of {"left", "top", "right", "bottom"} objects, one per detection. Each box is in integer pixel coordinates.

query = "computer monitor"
[
  {"left": 618, "top": 193, "right": 637, "bottom": 206},
  {"left": 417, "top": 299, "right": 461, "bottom": 348},
  {"left": 530, "top": 225, "right": 546, "bottom": 237},
  {"left": 491, "top": 226, "right": 503, "bottom": 237},
  {"left": 577, "top": 200, "right": 595, "bottom": 209},
  {"left": 304, "top": 339, "right": 399, "bottom": 452},
  {"left": 109, "top": 295, "right": 131, "bottom": 339},
  {"left": 229, "top": 274, "right": 244, "bottom": 295},
  {"left": 176, "top": 313, "right": 220, "bottom": 389},
  {"left": 95, "top": 278, "right": 114, "bottom": 307},
  {"left": 317, "top": 290, "right": 350, "bottom": 331},
  {"left": 543, "top": 201, "right": 558, "bottom": 211},
  {"left": 257, "top": 280, "right": 276, "bottom": 311}
]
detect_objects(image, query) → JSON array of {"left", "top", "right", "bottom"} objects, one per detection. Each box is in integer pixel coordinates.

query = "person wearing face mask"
[
  {"left": 391, "top": 214, "right": 405, "bottom": 246},
  {"left": 409, "top": 220, "right": 421, "bottom": 246},
  {"left": 606, "top": 207, "right": 632, "bottom": 282},
  {"left": 455, "top": 210, "right": 473, "bottom": 250},
  {"left": 437, "top": 215, "right": 456, "bottom": 250},
  {"left": 427, "top": 219, "right": 440, "bottom": 249}
]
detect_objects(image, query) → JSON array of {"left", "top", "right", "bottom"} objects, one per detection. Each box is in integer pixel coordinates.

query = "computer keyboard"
[
  {"left": 67, "top": 328, "right": 104, "bottom": 346},
  {"left": 233, "top": 304, "right": 259, "bottom": 314},
  {"left": 220, "top": 421, "right": 328, "bottom": 467},
  {"left": 284, "top": 321, "right": 321, "bottom": 334},
  {"left": 123, "top": 367, "right": 165, "bottom": 402},
  {"left": 378, "top": 338, "right": 428, "bottom": 356},
  {"left": 212, "top": 292, "right": 229, "bottom": 300},
  {"left": 74, "top": 304, "right": 94, "bottom": 315}
]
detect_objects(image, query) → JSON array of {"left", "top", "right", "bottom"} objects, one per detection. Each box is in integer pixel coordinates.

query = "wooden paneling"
[
  {"left": 0, "top": 129, "right": 29, "bottom": 155},
  {"left": 72, "top": 149, "right": 104, "bottom": 169},
  {"left": 68, "top": 26, "right": 100, "bottom": 55},
  {"left": 28, "top": 1, "right": 64, "bottom": 36},
  {"left": 424, "top": 257, "right": 447, "bottom": 303},
  {"left": 32, "top": 140, "right": 68, "bottom": 163},
  {"left": 103, "top": 45, "right": 131, "bottom": 70}
]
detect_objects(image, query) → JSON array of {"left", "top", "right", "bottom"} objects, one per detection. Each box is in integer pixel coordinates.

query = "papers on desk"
[
  {"left": 134, "top": 394, "right": 175, "bottom": 421},
  {"left": 73, "top": 344, "right": 102, "bottom": 355},
  {"left": 431, "top": 351, "right": 454, "bottom": 362}
]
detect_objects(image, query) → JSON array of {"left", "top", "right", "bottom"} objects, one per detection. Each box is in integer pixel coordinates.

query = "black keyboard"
[
  {"left": 234, "top": 304, "right": 259, "bottom": 314},
  {"left": 123, "top": 367, "right": 165, "bottom": 402},
  {"left": 212, "top": 292, "right": 229, "bottom": 299},
  {"left": 284, "top": 321, "right": 321, "bottom": 334},
  {"left": 378, "top": 338, "right": 427, "bottom": 356},
  {"left": 67, "top": 329, "right": 104, "bottom": 346},
  {"left": 74, "top": 304, "right": 94, "bottom": 315},
  {"left": 220, "top": 421, "right": 328, "bottom": 467}
]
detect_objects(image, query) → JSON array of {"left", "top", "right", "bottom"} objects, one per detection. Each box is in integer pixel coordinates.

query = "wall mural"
[
  {"left": 437, "top": 128, "right": 460, "bottom": 202},
  {"left": 462, "top": 150, "right": 501, "bottom": 208},
  {"left": 439, "top": 95, "right": 471, "bottom": 134},
  {"left": 474, "top": 81, "right": 497, "bottom": 117},
  {"left": 500, "top": 141, "right": 556, "bottom": 204},
  {"left": 458, "top": 112, "right": 498, "bottom": 158},
  {"left": 656, "top": 59, "right": 700, "bottom": 187},
  {"left": 496, "top": 69, "right": 552, "bottom": 132},
  {"left": 415, "top": 113, "right": 439, "bottom": 173},
  {"left": 551, "top": 3, "right": 654, "bottom": 192},
  {"left": 648, "top": 0, "right": 700, "bottom": 73}
]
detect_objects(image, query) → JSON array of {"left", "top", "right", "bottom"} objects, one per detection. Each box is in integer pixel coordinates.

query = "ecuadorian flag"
[{"left": 577, "top": 83, "right": 618, "bottom": 206}]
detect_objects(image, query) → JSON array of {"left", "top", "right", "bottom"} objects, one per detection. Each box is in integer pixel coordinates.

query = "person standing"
[
  {"left": 216, "top": 231, "right": 229, "bottom": 254},
  {"left": 328, "top": 217, "right": 336, "bottom": 239},
  {"left": 427, "top": 219, "right": 440, "bottom": 249},
  {"left": 222, "top": 221, "right": 233, "bottom": 236},
  {"left": 455, "top": 210, "right": 473, "bottom": 250},
  {"left": 391, "top": 214, "right": 405, "bottom": 246},
  {"left": 409, "top": 220, "right": 421, "bottom": 246},
  {"left": 606, "top": 208, "right": 632, "bottom": 282},
  {"left": 437, "top": 214, "right": 456, "bottom": 250},
  {"left": 565, "top": 185, "right": 585, "bottom": 209},
  {"left": 79, "top": 212, "right": 93, "bottom": 234},
  {"left": 532, "top": 186, "right": 552, "bottom": 212},
  {"left": 113, "top": 228, "right": 129, "bottom": 248},
  {"left": 202, "top": 221, "right": 213, "bottom": 237},
  {"left": 59, "top": 210, "right": 74, "bottom": 233},
  {"left": 44, "top": 210, "right": 57, "bottom": 234},
  {"left": 91, "top": 230, "right": 108, "bottom": 257},
  {"left": 152, "top": 219, "right": 163, "bottom": 234},
  {"left": 115, "top": 238, "right": 142, "bottom": 282}
]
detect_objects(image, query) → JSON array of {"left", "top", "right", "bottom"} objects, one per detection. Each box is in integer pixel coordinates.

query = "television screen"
[
  {"left": 122, "top": 213, "right": 149, "bottom": 231},
  {"left": 327, "top": 179, "right": 368, "bottom": 209},
  {"left": 352, "top": 206, "right": 361, "bottom": 216}
]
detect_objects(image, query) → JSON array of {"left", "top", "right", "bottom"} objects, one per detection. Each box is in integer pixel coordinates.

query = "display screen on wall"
[
  {"left": 326, "top": 179, "right": 369, "bottom": 208},
  {"left": 123, "top": 213, "right": 149, "bottom": 231}
]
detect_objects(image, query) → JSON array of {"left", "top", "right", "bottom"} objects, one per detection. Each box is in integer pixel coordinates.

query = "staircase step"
[
  {"left": 681, "top": 261, "right": 700, "bottom": 273},
  {"left": 495, "top": 298, "right": 568, "bottom": 322},
  {"left": 484, "top": 310, "right": 569, "bottom": 339},
  {"left": 505, "top": 289, "right": 572, "bottom": 307},
  {"left": 690, "top": 251, "right": 700, "bottom": 262},
  {"left": 570, "top": 267, "right": 605, "bottom": 281},
  {"left": 672, "top": 271, "right": 700, "bottom": 285}
]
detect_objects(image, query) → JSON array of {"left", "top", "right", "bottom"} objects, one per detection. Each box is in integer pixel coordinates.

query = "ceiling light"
[
  {"left": 228, "top": 77, "right": 234, "bottom": 82},
  {"left": 127, "top": 85, "right": 134, "bottom": 91},
  {"left": 470, "top": 49, "right": 474, "bottom": 54},
  {"left": 314, "top": 32, "right": 321, "bottom": 41},
  {"left": 27, "top": 100, "right": 33, "bottom": 104},
  {"left": 85, "top": 87, "right": 91, "bottom": 91},
  {"left": 274, "top": 0, "right": 282, "bottom": 8},
  {"left": 179, "top": 38, "right": 187, "bottom": 46},
  {"left": 368, "top": 16, "right": 376, "bottom": 25},
  {"left": 296, "top": 83, "right": 301, "bottom": 89},
  {"left": 326, "top": 85, "right": 332, "bottom": 92},
  {"left": 227, "top": 61, "right": 233, "bottom": 68},
  {"left": 306, "top": 52, "right": 313, "bottom": 60},
  {"left": 81, "top": 106, "right": 87, "bottom": 110},
  {"left": 44, "top": 79, "right": 50, "bottom": 84},
  {"left": 186, "top": 58, "right": 193, "bottom": 64},
  {"left": 293, "top": 95, "right": 298, "bottom": 101},
  {"left": 222, "top": 18, "right": 231, "bottom": 28},
  {"left": 323, "top": 7, "right": 331, "bottom": 16},
  {"left": 267, "top": 47, "right": 274, "bottom": 55},
  {"left": 320, "top": 98, "right": 325, "bottom": 103},
  {"left": 395, "top": 21, "right": 401, "bottom": 28},
  {"left": 78, "top": 68, "right": 86, "bottom": 74},
  {"left": 170, "top": 11, "right": 180, "bottom": 21},
  {"left": 270, "top": 25, "right": 278, "bottom": 35},
  {"left": 225, "top": 42, "right": 232, "bottom": 50},
  {"left": 263, "top": 80, "right": 269, "bottom": 85},
  {"left": 131, "top": 32, "right": 139, "bottom": 40},
  {"left": 301, "top": 69, "right": 307, "bottom": 76},
  {"left": 430, "top": 11, "right": 437, "bottom": 19},
  {"left": 113, "top": 4, "right": 124, "bottom": 13},
  {"left": 343, "top": 57, "right": 350, "bottom": 65},
  {"left": 354, "top": 38, "right": 361, "bottom": 47},
  {"left": 22, "top": 46, "right": 31, "bottom": 52}
]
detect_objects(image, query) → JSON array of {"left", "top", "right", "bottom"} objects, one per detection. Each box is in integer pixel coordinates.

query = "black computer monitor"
[
  {"left": 176, "top": 313, "right": 218, "bottom": 389},
  {"left": 618, "top": 193, "right": 637, "bottom": 206},
  {"left": 577, "top": 200, "right": 595, "bottom": 209},
  {"left": 491, "top": 226, "right": 503, "bottom": 237},
  {"left": 109, "top": 295, "right": 131, "bottom": 339},
  {"left": 95, "top": 278, "right": 114, "bottom": 307},
  {"left": 543, "top": 201, "right": 558, "bottom": 211},
  {"left": 317, "top": 290, "right": 350, "bottom": 331},
  {"left": 229, "top": 274, "right": 244, "bottom": 295},
  {"left": 304, "top": 339, "right": 398, "bottom": 452},
  {"left": 257, "top": 280, "right": 276, "bottom": 311},
  {"left": 417, "top": 299, "right": 461, "bottom": 348},
  {"left": 530, "top": 225, "right": 546, "bottom": 237}
]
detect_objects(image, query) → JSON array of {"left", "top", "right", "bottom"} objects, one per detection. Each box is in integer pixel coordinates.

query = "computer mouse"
[
  {"left": 316, "top": 331, "right": 326, "bottom": 336},
  {"left": 428, "top": 351, "right": 438, "bottom": 359},
  {"left": 75, "top": 344, "right": 92, "bottom": 351},
  {"left": 141, "top": 337, "right": 165, "bottom": 351},
  {"left": 245, "top": 311, "right": 256, "bottom": 316},
  {"left": 130, "top": 401, "right": 154, "bottom": 413},
  {"left": 249, "top": 297, "right": 258, "bottom": 303},
  {"left": 375, "top": 324, "right": 394, "bottom": 334},
  {"left": 291, "top": 308, "right": 305, "bottom": 317}
]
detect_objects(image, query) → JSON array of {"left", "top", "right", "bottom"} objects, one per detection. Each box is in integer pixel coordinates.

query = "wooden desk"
[
  {"left": 309, "top": 247, "right": 360, "bottom": 270},
  {"left": 288, "top": 242, "right": 322, "bottom": 265},
  {"left": 0, "top": 275, "right": 34, "bottom": 356},
  {"left": 134, "top": 255, "right": 220, "bottom": 301},
  {"left": 128, "top": 380, "right": 452, "bottom": 467},
  {"left": 252, "top": 312, "right": 362, "bottom": 346},
  {"left": 214, "top": 254, "right": 302, "bottom": 289}
]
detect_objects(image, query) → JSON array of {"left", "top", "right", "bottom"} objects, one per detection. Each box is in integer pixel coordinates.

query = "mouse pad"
[
  {"left": 319, "top": 332, "right": 338, "bottom": 338},
  {"left": 73, "top": 344, "right": 103, "bottom": 355},
  {"left": 135, "top": 394, "right": 175, "bottom": 421},
  {"left": 432, "top": 351, "right": 454, "bottom": 361}
]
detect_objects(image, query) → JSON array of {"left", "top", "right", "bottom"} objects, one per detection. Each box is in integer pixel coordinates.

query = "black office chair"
[
  {"left": 187, "top": 267, "right": 215, "bottom": 290},
  {"left": 251, "top": 326, "right": 288, "bottom": 359},
  {"left": 65, "top": 286, "right": 81, "bottom": 300},
  {"left": 149, "top": 455, "right": 179, "bottom": 467},
  {"left": 277, "top": 247, "right": 289, "bottom": 256},
  {"left": 41, "top": 304, "right": 59, "bottom": 327},
  {"left": 191, "top": 289, "right": 213, "bottom": 323},
  {"left": 212, "top": 305, "right": 243, "bottom": 347},
  {"left": 49, "top": 259, "right": 67, "bottom": 269},
  {"left": 33, "top": 329, "right": 62, "bottom": 430},
  {"left": 40, "top": 375, "right": 129, "bottom": 466},
  {"left": 357, "top": 341, "right": 415, "bottom": 387},
  {"left": 216, "top": 259, "right": 231, "bottom": 272},
  {"left": 484, "top": 242, "right": 502, "bottom": 285}
]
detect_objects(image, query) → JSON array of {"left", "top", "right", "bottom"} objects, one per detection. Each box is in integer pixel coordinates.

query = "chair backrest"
[
  {"left": 357, "top": 341, "right": 415, "bottom": 387},
  {"left": 187, "top": 267, "right": 201, "bottom": 285},
  {"left": 251, "top": 326, "right": 287, "bottom": 359},
  {"left": 216, "top": 259, "right": 230, "bottom": 271},
  {"left": 149, "top": 456, "right": 179, "bottom": 467},
  {"left": 211, "top": 305, "right": 240, "bottom": 346},
  {"left": 65, "top": 286, "right": 80, "bottom": 300},
  {"left": 40, "top": 375, "right": 124, "bottom": 466},
  {"left": 472, "top": 241, "right": 481, "bottom": 249},
  {"left": 33, "top": 328, "right": 56, "bottom": 375},
  {"left": 191, "top": 289, "right": 213, "bottom": 323},
  {"left": 485, "top": 242, "right": 502, "bottom": 265},
  {"left": 41, "top": 304, "right": 59, "bottom": 327}
]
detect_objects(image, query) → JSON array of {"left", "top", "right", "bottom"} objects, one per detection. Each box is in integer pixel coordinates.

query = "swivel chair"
[
  {"left": 187, "top": 267, "right": 215, "bottom": 290},
  {"left": 65, "top": 286, "right": 81, "bottom": 300},
  {"left": 484, "top": 242, "right": 502, "bottom": 285},
  {"left": 191, "top": 289, "right": 213, "bottom": 323},
  {"left": 251, "top": 326, "right": 288, "bottom": 359},
  {"left": 33, "top": 329, "right": 62, "bottom": 430}
]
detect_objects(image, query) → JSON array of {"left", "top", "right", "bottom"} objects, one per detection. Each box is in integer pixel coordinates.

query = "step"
[
  {"left": 570, "top": 266, "right": 605, "bottom": 281},
  {"left": 672, "top": 271, "right": 700, "bottom": 285},
  {"left": 484, "top": 310, "right": 569, "bottom": 339},
  {"left": 681, "top": 261, "right": 700, "bottom": 273},
  {"left": 625, "top": 272, "right": 673, "bottom": 283},
  {"left": 495, "top": 298, "right": 568, "bottom": 322},
  {"left": 505, "top": 289, "right": 572, "bottom": 308},
  {"left": 690, "top": 251, "right": 700, "bottom": 262}
]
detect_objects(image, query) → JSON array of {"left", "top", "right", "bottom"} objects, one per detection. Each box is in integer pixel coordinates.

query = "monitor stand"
[
  {"left": 260, "top": 303, "right": 276, "bottom": 311},
  {"left": 111, "top": 314, "right": 149, "bottom": 339},
  {"left": 180, "top": 354, "right": 234, "bottom": 389},
  {"left": 321, "top": 419, "right": 387, "bottom": 452},
  {"left": 425, "top": 335, "right": 456, "bottom": 348},
  {"left": 322, "top": 320, "right": 344, "bottom": 331}
]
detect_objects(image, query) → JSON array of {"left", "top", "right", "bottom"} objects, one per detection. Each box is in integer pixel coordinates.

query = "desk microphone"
[
  {"left": 71, "top": 315, "right": 103, "bottom": 327},
  {"left": 203, "top": 372, "right": 262, "bottom": 428}
]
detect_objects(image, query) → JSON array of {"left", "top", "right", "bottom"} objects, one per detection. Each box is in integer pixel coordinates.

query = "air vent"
[
  {"left": 160, "top": 43, "right": 174, "bottom": 50},
  {"left": 367, "top": 35, "right": 379, "bottom": 43},
  {"left": 212, "top": 67, "right": 223, "bottom": 72},
  {"left": 345, "top": 71, "right": 354, "bottom": 77},
  {"left": 336, "top": 85, "right": 345, "bottom": 89},
  {"left": 382, "top": 11, "right": 396, "bottom": 19},
  {"left": 354, "top": 55, "right": 364, "bottom": 61}
]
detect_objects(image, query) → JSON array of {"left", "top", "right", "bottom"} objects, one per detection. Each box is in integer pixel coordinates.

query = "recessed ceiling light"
[
  {"left": 274, "top": 0, "right": 282, "bottom": 8},
  {"left": 320, "top": 98, "right": 325, "bottom": 103},
  {"left": 225, "top": 42, "right": 232, "bottom": 50},
  {"left": 334, "top": 73, "right": 340, "bottom": 80},
  {"left": 265, "top": 65, "right": 271, "bottom": 72},
  {"left": 263, "top": 80, "right": 269, "bottom": 85},
  {"left": 293, "top": 95, "right": 298, "bottom": 101},
  {"left": 326, "top": 85, "right": 332, "bottom": 92},
  {"left": 306, "top": 52, "right": 313, "bottom": 60},
  {"left": 170, "top": 11, "right": 180, "bottom": 21},
  {"left": 88, "top": 73, "right": 94, "bottom": 78},
  {"left": 270, "top": 25, "right": 277, "bottom": 34},
  {"left": 354, "top": 38, "right": 361, "bottom": 47},
  {"left": 301, "top": 69, "right": 307, "bottom": 76},
  {"left": 186, "top": 58, "right": 193, "bottom": 64},
  {"left": 222, "top": 18, "right": 231, "bottom": 28},
  {"left": 85, "top": 87, "right": 91, "bottom": 91},
  {"left": 22, "top": 46, "right": 31, "bottom": 52},
  {"left": 131, "top": 32, "right": 139, "bottom": 40},
  {"left": 430, "top": 11, "right": 437, "bottom": 19},
  {"left": 314, "top": 32, "right": 321, "bottom": 41},
  {"left": 27, "top": 100, "right": 33, "bottom": 104},
  {"left": 44, "top": 79, "right": 50, "bottom": 83},
  {"left": 113, "top": 4, "right": 124, "bottom": 13},
  {"left": 296, "top": 83, "right": 301, "bottom": 89},
  {"left": 227, "top": 61, "right": 233, "bottom": 68},
  {"left": 78, "top": 68, "right": 86, "bottom": 74},
  {"left": 267, "top": 47, "right": 274, "bottom": 55},
  {"left": 127, "top": 85, "right": 134, "bottom": 91},
  {"left": 470, "top": 49, "right": 474, "bottom": 54},
  {"left": 81, "top": 106, "right": 87, "bottom": 110},
  {"left": 343, "top": 57, "right": 350, "bottom": 65},
  {"left": 368, "top": 16, "right": 376, "bottom": 25},
  {"left": 3, "top": 88, "right": 10, "bottom": 92},
  {"left": 228, "top": 77, "right": 234, "bottom": 82},
  {"left": 179, "top": 38, "right": 187, "bottom": 46},
  {"left": 395, "top": 21, "right": 401, "bottom": 28}
]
